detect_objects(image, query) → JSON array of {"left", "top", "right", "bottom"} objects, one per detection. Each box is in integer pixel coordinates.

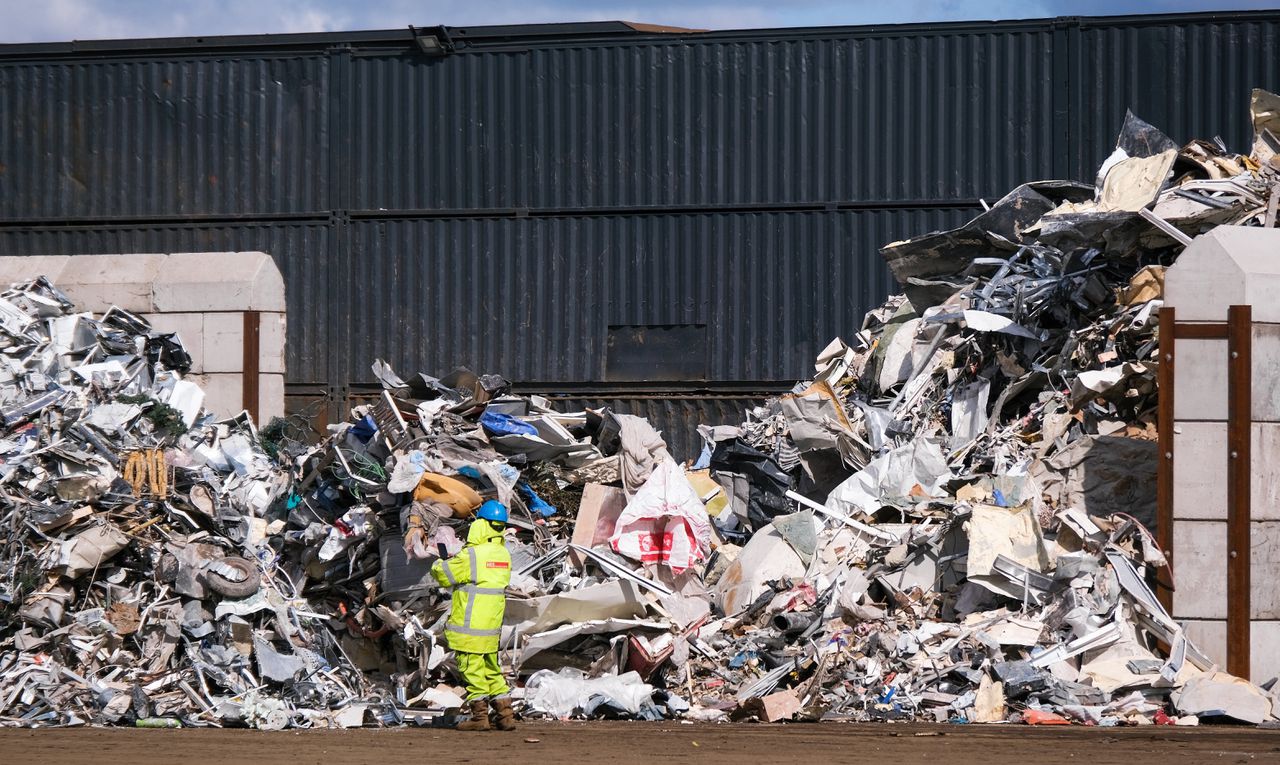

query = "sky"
[{"left": 0, "top": 0, "right": 1274, "bottom": 43}]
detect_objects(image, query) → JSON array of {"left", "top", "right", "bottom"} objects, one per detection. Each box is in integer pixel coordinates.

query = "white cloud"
[{"left": 1, "top": 0, "right": 134, "bottom": 42}]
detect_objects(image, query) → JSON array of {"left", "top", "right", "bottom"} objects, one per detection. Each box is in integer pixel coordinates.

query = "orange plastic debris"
[{"left": 1022, "top": 709, "right": 1071, "bottom": 725}]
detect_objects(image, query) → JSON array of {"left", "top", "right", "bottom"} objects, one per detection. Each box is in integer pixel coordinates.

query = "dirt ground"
[{"left": 5, "top": 721, "right": 1280, "bottom": 765}]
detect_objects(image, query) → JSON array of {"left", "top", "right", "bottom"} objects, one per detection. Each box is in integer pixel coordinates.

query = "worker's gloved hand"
[{"left": 403, "top": 525, "right": 430, "bottom": 560}]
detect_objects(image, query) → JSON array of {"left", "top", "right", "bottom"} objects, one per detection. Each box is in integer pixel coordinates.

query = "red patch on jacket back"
[{"left": 486, "top": 561, "right": 509, "bottom": 569}]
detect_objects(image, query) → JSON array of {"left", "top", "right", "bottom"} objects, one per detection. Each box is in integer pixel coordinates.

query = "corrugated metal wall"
[
  {"left": 522, "top": 32, "right": 1056, "bottom": 208},
  {"left": 337, "top": 208, "right": 971, "bottom": 384},
  {"left": 0, "top": 55, "right": 329, "bottom": 218},
  {"left": 338, "top": 29, "right": 1057, "bottom": 212},
  {"left": 345, "top": 53, "right": 528, "bottom": 211},
  {"left": 0, "top": 12, "right": 1278, "bottom": 448},
  {"left": 1067, "top": 16, "right": 1280, "bottom": 180}
]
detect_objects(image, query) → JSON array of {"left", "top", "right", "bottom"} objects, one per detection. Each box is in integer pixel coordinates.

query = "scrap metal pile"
[
  {"left": 0, "top": 279, "right": 721, "bottom": 728},
  {"left": 0, "top": 280, "right": 345, "bottom": 728},
  {"left": 4, "top": 90, "right": 1280, "bottom": 730},
  {"left": 666, "top": 89, "right": 1280, "bottom": 726}
]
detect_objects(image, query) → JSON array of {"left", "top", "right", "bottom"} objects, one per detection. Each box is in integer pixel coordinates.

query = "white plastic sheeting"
[
  {"left": 609, "top": 458, "right": 712, "bottom": 574},
  {"left": 524, "top": 668, "right": 654, "bottom": 719}
]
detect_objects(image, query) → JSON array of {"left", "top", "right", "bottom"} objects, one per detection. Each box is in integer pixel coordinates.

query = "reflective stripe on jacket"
[{"left": 430, "top": 518, "right": 511, "bottom": 653}]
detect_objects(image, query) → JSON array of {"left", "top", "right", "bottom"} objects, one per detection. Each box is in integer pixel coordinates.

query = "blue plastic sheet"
[
  {"left": 350, "top": 415, "right": 378, "bottom": 443},
  {"left": 517, "top": 482, "right": 557, "bottom": 517},
  {"left": 480, "top": 411, "right": 538, "bottom": 437}
]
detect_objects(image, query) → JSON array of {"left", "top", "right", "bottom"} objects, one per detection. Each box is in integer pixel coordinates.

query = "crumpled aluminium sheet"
[{"left": 825, "top": 438, "right": 952, "bottom": 517}]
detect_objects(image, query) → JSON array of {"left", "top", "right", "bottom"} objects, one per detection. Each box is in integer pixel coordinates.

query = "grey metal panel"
[
  {"left": 0, "top": 55, "right": 329, "bottom": 219},
  {"left": 337, "top": 207, "right": 974, "bottom": 385},
  {"left": 547, "top": 394, "right": 766, "bottom": 461},
  {"left": 346, "top": 52, "right": 529, "bottom": 211},
  {"left": 524, "top": 31, "right": 1055, "bottom": 210},
  {"left": 1069, "top": 16, "right": 1280, "bottom": 181},
  {"left": 338, "top": 215, "right": 604, "bottom": 385},
  {"left": 348, "top": 29, "right": 1054, "bottom": 212},
  {"left": 0, "top": 222, "right": 330, "bottom": 383}
]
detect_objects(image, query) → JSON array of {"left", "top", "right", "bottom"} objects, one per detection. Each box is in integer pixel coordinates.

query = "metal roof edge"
[{"left": 1, "top": 10, "right": 1279, "bottom": 59}]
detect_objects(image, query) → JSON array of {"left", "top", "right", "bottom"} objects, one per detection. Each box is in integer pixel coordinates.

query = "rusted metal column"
[
  {"left": 1156, "top": 306, "right": 1175, "bottom": 613},
  {"left": 1226, "top": 303, "right": 1252, "bottom": 679},
  {"left": 243, "top": 311, "right": 261, "bottom": 422}
]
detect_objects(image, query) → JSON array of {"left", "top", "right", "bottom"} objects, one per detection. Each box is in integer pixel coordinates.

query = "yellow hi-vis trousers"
[{"left": 456, "top": 651, "right": 510, "bottom": 700}]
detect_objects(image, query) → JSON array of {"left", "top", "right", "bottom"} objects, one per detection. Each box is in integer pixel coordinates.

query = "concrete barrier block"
[
  {"left": 1252, "top": 424, "right": 1280, "bottom": 521},
  {"left": 1251, "top": 621, "right": 1280, "bottom": 684},
  {"left": 202, "top": 312, "right": 244, "bottom": 373},
  {"left": 1168, "top": 327, "right": 1280, "bottom": 423},
  {"left": 1182, "top": 619, "right": 1227, "bottom": 670},
  {"left": 1173, "top": 520, "right": 1226, "bottom": 620},
  {"left": 1178, "top": 422, "right": 1280, "bottom": 522},
  {"left": 0, "top": 255, "right": 71, "bottom": 288},
  {"left": 259, "top": 312, "right": 286, "bottom": 375},
  {"left": 1173, "top": 422, "right": 1226, "bottom": 521},
  {"left": 152, "top": 252, "right": 285, "bottom": 313},
  {"left": 1172, "top": 520, "right": 1280, "bottom": 621},
  {"left": 1166, "top": 227, "right": 1280, "bottom": 323},
  {"left": 1252, "top": 324, "right": 1280, "bottom": 422},
  {"left": 188, "top": 373, "right": 244, "bottom": 419},
  {"left": 1181, "top": 620, "right": 1280, "bottom": 684},
  {"left": 248, "top": 255, "right": 287, "bottom": 312},
  {"left": 56, "top": 253, "right": 165, "bottom": 313},
  {"left": 259, "top": 374, "right": 285, "bottom": 422},
  {"left": 1172, "top": 338, "right": 1228, "bottom": 421},
  {"left": 142, "top": 312, "right": 205, "bottom": 373},
  {"left": 1251, "top": 522, "right": 1280, "bottom": 619}
]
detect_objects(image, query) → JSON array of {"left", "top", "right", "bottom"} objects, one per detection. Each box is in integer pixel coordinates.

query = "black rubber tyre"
[{"left": 202, "top": 556, "right": 261, "bottom": 598}]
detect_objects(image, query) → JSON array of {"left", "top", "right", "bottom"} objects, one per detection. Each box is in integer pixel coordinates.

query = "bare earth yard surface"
[{"left": 5, "top": 721, "right": 1280, "bottom": 765}]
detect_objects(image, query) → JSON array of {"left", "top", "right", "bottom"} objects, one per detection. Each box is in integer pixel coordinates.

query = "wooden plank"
[
  {"left": 1157, "top": 306, "right": 1175, "bottom": 613},
  {"left": 1226, "top": 303, "right": 1252, "bottom": 678}
]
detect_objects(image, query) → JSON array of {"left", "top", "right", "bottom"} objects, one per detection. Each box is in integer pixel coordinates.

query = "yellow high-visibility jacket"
[{"left": 430, "top": 518, "right": 511, "bottom": 653}]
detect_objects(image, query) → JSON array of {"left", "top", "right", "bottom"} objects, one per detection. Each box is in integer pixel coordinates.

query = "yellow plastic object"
[
  {"left": 686, "top": 469, "right": 729, "bottom": 517},
  {"left": 412, "top": 472, "right": 483, "bottom": 517}
]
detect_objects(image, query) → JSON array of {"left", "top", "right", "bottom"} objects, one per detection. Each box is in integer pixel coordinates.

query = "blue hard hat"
[{"left": 476, "top": 500, "right": 509, "bottom": 524}]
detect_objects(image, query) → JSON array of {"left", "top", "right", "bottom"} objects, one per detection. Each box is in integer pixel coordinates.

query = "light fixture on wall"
[{"left": 409, "top": 25, "right": 453, "bottom": 57}]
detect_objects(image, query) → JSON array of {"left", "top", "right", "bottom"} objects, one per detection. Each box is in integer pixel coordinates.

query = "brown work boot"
[
  {"left": 456, "top": 699, "right": 491, "bottom": 731},
  {"left": 491, "top": 696, "right": 517, "bottom": 731}
]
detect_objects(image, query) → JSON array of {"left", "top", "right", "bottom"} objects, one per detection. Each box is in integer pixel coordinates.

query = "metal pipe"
[{"left": 772, "top": 611, "right": 816, "bottom": 635}]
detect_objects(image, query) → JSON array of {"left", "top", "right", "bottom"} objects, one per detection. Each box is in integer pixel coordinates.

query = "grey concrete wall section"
[
  {"left": 0, "top": 252, "right": 286, "bottom": 313},
  {"left": 0, "top": 252, "right": 286, "bottom": 421},
  {"left": 1174, "top": 422, "right": 1280, "bottom": 521},
  {"left": 1165, "top": 226, "right": 1280, "bottom": 324},
  {"left": 145, "top": 311, "right": 287, "bottom": 376},
  {"left": 1183, "top": 620, "right": 1280, "bottom": 683},
  {"left": 1174, "top": 326, "right": 1280, "bottom": 422},
  {"left": 1172, "top": 519, "right": 1280, "bottom": 620},
  {"left": 189, "top": 372, "right": 286, "bottom": 422},
  {"left": 1166, "top": 227, "right": 1280, "bottom": 683}
]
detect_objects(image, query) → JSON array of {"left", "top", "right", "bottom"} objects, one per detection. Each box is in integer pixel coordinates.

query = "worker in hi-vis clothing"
[{"left": 430, "top": 500, "right": 516, "bottom": 731}]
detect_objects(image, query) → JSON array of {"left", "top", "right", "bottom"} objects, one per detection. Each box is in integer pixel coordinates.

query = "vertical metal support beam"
[
  {"left": 243, "top": 311, "right": 261, "bottom": 423},
  {"left": 1156, "top": 306, "right": 1175, "bottom": 613},
  {"left": 1226, "top": 303, "right": 1252, "bottom": 679}
]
